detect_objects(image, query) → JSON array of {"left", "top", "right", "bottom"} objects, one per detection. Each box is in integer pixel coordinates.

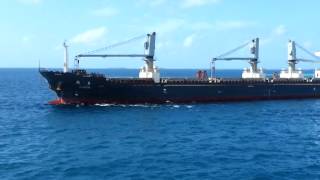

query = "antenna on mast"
[
  {"left": 38, "top": 59, "right": 41, "bottom": 72},
  {"left": 63, "top": 41, "right": 69, "bottom": 73}
]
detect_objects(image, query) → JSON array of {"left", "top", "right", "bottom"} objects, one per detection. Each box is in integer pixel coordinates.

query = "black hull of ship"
[{"left": 40, "top": 70, "right": 320, "bottom": 105}]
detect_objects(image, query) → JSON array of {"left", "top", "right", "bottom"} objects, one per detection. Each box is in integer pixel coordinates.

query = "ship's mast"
[
  {"left": 63, "top": 41, "right": 69, "bottom": 73},
  {"left": 279, "top": 40, "right": 304, "bottom": 79},
  {"left": 281, "top": 40, "right": 320, "bottom": 79},
  {"left": 144, "top": 32, "right": 156, "bottom": 72},
  {"left": 288, "top": 40, "right": 297, "bottom": 73},
  {"left": 139, "top": 32, "right": 160, "bottom": 83},
  {"left": 241, "top": 38, "right": 265, "bottom": 79},
  {"left": 249, "top": 38, "right": 259, "bottom": 73}
]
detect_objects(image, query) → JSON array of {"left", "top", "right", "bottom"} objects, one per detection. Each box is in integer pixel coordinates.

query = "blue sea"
[{"left": 1, "top": 68, "right": 320, "bottom": 179}]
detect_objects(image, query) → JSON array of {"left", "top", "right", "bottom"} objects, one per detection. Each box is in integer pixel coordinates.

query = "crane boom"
[
  {"left": 212, "top": 38, "right": 265, "bottom": 79},
  {"left": 76, "top": 54, "right": 147, "bottom": 58},
  {"left": 297, "top": 58, "right": 320, "bottom": 63},
  {"left": 213, "top": 57, "right": 253, "bottom": 61}
]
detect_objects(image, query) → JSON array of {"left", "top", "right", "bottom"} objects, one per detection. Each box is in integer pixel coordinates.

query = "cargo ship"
[{"left": 40, "top": 32, "right": 320, "bottom": 105}]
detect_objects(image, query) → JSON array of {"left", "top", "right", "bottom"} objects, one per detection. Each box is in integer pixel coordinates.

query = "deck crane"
[
  {"left": 280, "top": 40, "right": 320, "bottom": 79},
  {"left": 63, "top": 32, "right": 161, "bottom": 83},
  {"left": 212, "top": 38, "right": 266, "bottom": 79}
]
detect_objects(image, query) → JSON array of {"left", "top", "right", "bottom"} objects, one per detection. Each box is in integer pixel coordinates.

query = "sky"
[{"left": 0, "top": 0, "right": 320, "bottom": 69}]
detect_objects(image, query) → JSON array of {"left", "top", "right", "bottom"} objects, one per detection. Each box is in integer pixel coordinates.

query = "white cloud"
[
  {"left": 91, "top": 7, "right": 119, "bottom": 17},
  {"left": 149, "top": 19, "right": 186, "bottom": 34},
  {"left": 182, "top": 0, "right": 220, "bottom": 8},
  {"left": 157, "top": 42, "right": 164, "bottom": 49},
  {"left": 148, "top": 19, "right": 253, "bottom": 36},
  {"left": 191, "top": 22, "right": 214, "bottom": 30},
  {"left": 135, "top": 0, "right": 167, "bottom": 7},
  {"left": 71, "top": 27, "right": 107, "bottom": 44},
  {"left": 157, "top": 41, "right": 171, "bottom": 50},
  {"left": 303, "top": 41, "right": 312, "bottom": 49},
  {"left": 261, "top": 25, "right": 288, "bottom": 46},
  {"left": 150, "top": 0, "right": 167, "bottom": 6},
  {"left": 183, "top": 34, "right": 196, "bottom": 47},
  {"left": 273, "top": 25, "right": 287, "bottom": 36},
  {"left": 18, "top": 0, "right": 42, "bottom": 5},
  {"left": 213, "top": 20, "right": 253, "bottom": 31},
  {"left": 22, "top": 36, "right": 32, "bottom": 43},
  {"left": 315, "top": 51, "right": 320, "bottom": 57},
  {"left": 189, "top": 20, "right": 254, "bottom": 31}
]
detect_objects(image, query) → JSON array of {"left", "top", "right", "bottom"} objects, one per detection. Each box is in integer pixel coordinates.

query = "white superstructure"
[
  {"left": 313, "top": 52, "right": 320, "bottom": 78},
  {"left": 279, "top": 40, "right": 304, "bottom": 79},
  {"left": 314, "top": 69, "right": 320, "bottom": 78}
]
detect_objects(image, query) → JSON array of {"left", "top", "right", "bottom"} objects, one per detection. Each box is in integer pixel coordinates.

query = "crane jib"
[{"left": 76, "top": 54, "right": 148, "bottom": 58}]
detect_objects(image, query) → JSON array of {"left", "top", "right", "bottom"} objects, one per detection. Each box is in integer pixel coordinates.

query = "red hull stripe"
[{"left": 48, "top": 95, "right": 320, "bottom": 105}]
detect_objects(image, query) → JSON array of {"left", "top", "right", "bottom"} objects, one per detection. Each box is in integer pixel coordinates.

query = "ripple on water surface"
[{"left": 1, "top": 69, "right": 320, "bottom": 179}]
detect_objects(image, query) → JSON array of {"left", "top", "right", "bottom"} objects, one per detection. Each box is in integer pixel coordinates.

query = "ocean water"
[{"left": 1, "top": 68, "right": 320, "bottom": 179}]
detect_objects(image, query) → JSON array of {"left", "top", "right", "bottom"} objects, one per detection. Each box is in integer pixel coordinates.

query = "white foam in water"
[
  {"left": 95, "top": 104, "right": 142, "bottom": 107},
  {"left": 94, "top": 103, "right": 160, "bottom": 108},
  {"left": 95, "top": 104, "right": 113, "bottom": 107},
  {"left": 173, "top": 105, "right": 180, "bottom": 108},
  {"left": 131, "top": 104, "right": 159, "bottom": 108},
  {"left": 186, "top": 105, "right": 193, "bottom": 109}
]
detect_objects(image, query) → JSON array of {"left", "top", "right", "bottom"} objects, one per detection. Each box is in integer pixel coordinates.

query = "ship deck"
[{"left": 40, "top": 69, "right": 320, "bottom": 85}]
